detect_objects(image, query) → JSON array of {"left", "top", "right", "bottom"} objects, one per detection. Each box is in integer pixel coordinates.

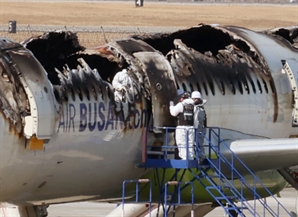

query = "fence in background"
[
  {"left": 0, "top": 25, "right": 180, "bottom": 47},
  {"left": 0, "top": 26, "right": 161, "bottom": 47}
]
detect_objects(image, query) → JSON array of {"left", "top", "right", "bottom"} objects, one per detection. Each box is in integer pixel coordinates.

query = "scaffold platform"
[{"left": 122, "top": 127, "right": 292, "bottom": 217}]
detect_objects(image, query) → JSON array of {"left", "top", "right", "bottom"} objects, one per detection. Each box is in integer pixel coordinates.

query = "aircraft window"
[
  {"left": 237, "top": 81, "right": 243, "bottom": 94},
  {"left": 70, "top": 88, "right": 76, "bottom": 101},
  {"left": 77, "top": 88, "right": 83, "bottom": 101},
  {"left": 182, "top": 83, "right": 187, "bottom": 92},
  {"left": 85, "top": 88, "right": 90, "bottom": 101},
  {"left": 106, "top": 85, "right": 111, "bottom": 99},
  {"left": 243, "top": 80, "right": 250, "bottom": 94},
  {"left": 262, "top": 79, "right": 269, "bottom": 93},
  {"left": 196, "top": 83, "right": 201, "bottom": 93},
  {"left": 190, "top": 83, "right": 194, "bottom": 92},
  {"left": 256, "top": 79, "right": 262, "bottom": 93},
  {"left": 91, "top": 86, "right": 97, "bottom": 100},
  {"left": 229, "top": 80, "right": 236, "bottom": 95},
  {"left": 203, "top": 81, "right": 208, "bottom": 96},
  {"left": 54, "top": 89, "right": 60, "bottom": 102},
  {"left": 269, "top": 79, "right": 275, "bottom": 94},
  {"left": 219, "top": 80, "right": 225, "bottom": 95},
  {"left": 248, "top": 77, "right": 256, "bottom": 94},
  {"left": 209, "top": 80, "right": 215, "bottom": 95}
]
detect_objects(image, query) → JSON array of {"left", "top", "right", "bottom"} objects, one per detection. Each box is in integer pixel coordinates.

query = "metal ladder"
[
  {"left": 127, "top": 126, "right": 292, "bottom": 217},
  {"left": 189, "top": 127, "right": 293, "bottom": 217},
  {"left": 153, "top": 168, "right": 195, "bottom": 217},
  {"left": 121, "top": 179, "right": 152, "bottom": 217},
  {"left": 163, "top": 181, "right": 195, "bottom": 217}
]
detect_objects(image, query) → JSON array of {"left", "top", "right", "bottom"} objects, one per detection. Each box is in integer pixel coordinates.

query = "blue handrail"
[
  {"left": 122, "top": 179, "right": 152, "bottom": 217},
  {"left": 145, "top": 126, "right": 292, "bottom": 217},
  {"left": 202, "top": 127, "right": 292, "bottom": 216},
  {"left": 164, "top": 181, "right": 195, "bottom": 217}
]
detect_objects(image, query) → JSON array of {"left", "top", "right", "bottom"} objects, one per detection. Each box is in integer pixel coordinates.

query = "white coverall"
[
  {"left": 170, "top": 98, "right": 195, "bottom": 160},
  {"left": 112, "top": 69, "right": 133, "bottom": 102}
]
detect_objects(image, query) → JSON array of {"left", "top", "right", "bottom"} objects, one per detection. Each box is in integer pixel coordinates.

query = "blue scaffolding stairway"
[
  {"left": 122, "top": 179, "right": 153, "bottom": 217},
  {"left": 122, "top": 127, "right": 292, "bottom": 217},
  {"left": 190, "top": 128, "right": 292, "bottom": 217}
]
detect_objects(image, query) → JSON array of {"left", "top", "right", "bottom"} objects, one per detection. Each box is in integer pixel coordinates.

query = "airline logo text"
[{"left": 57, "top": 102, "right": 147, "bottom": 132}]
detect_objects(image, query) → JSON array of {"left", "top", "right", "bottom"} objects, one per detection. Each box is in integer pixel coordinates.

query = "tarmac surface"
[{"left": 47, "top": 187, "right": 297, "bottom": 217}]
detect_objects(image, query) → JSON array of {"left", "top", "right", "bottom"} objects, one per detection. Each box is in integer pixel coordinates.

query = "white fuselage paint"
[
  {"left": 0, "top": 76, "right": 291, "bottom": 205},
  {"left": 0, "top": 94, "right": 148, "bottom": 205}
]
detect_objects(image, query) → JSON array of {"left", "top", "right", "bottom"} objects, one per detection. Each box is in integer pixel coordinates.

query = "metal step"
[{"left": 278, "top": 167, "right": 298, "bottom": 190}]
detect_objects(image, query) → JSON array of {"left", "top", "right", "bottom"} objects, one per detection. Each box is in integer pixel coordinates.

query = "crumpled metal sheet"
[
  {"left": 2, "top": 24, "right": 298, "bottom": 134},
  {"left": 263, "top": 25, "right": 298, "bottom": 50},
  {"left": 0, "top": 39, "right": 30, "bottom": 134}
]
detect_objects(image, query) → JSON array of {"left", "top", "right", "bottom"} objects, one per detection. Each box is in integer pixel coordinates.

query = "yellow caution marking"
[{"left": 28, "top": 136, "right": 44, "bottom": 150}]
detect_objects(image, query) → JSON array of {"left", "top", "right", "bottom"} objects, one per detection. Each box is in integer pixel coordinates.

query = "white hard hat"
[{"left": 191, "top": 91, "right": 201, "bottom": 99}]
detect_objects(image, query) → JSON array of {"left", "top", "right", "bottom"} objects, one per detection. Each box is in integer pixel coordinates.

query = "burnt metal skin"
[
  {"left": 0, "top": 39, "right": 28, "bottom": 135},
  {"left": 0, "top": 24, "right": 298, "bottom": 206},
  {"left": 0, "top": 35, "right": 150, "bottom": 205}
]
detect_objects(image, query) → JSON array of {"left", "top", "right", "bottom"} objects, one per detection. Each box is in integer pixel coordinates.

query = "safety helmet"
[
  {"left": 191, "top": 91, "right": 201, "bottom": 99},
  {"left": 182, "top": 91, "right": 191, "bottom": 99}
]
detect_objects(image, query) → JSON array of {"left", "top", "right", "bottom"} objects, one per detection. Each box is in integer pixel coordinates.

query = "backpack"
[{"left": 194, "top": 106, "right": 206, "bottom": 129}]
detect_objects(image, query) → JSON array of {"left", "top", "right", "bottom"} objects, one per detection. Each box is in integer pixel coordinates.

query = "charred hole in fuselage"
[
  {"left": 135, "top": 26, "right": 234, "bottom": 56},
  {"left": 22, "top": 32, "right": 121, "bottom": 103},
  {"left": 64, "top": 54, "right": 120, "bottom": 83},
  {"left": 167, "top": 53, "right": 173, "bottom": 63},
  {"left": 23, "top": 31, "right": 84, "bottom": 86},
  {"left": 272, "top": 28, "right": 296, "bottom": 44},
  {"left": 133, "top": 26, "right": 264, "bottom": 98}
]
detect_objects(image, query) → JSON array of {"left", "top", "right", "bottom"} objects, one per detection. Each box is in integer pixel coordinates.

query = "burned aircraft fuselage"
[{"left": 0, "top": 24, "right": 297, "bottom": 205}]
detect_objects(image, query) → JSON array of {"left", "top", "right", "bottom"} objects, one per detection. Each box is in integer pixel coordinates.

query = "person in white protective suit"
[
  {"left": 112, "top": 67, "right": 133, "bottom": 112},
  {"left": 191, "top": 91, "right": 207, "bottom": 163},
  {"left": 169, "top": 91, "right": 195, "bottom": 160}
]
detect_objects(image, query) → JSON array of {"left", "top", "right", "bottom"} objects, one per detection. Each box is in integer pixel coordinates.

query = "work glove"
[{"left": 169, "top": 101, "right": 174, "bottom": 106}]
